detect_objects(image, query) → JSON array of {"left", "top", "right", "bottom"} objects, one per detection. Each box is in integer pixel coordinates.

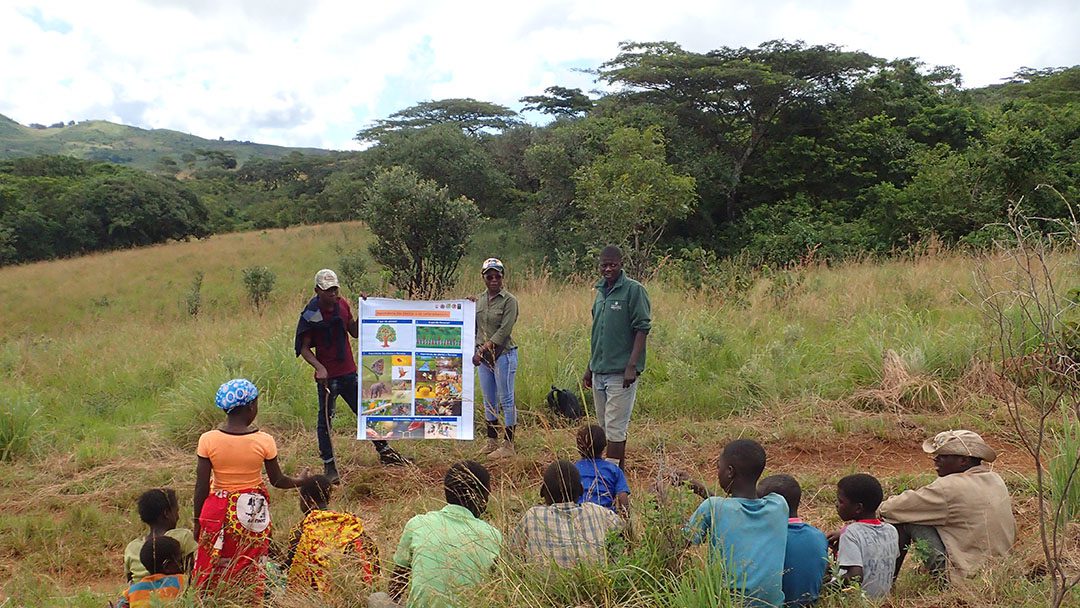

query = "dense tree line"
[
  {"left": 213, "top": 41, "right": 1078, "bottom": 271},
  {"left": 0, "top": 156, "right": 208, "bottom": 264},
  {"left": 2, "top": 40, "right": 1077, "bottom": 269}
]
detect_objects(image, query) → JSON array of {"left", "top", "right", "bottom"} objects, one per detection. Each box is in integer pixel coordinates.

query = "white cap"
[{"left": 314, "top": 269, "right": 339, "bottom": 290}]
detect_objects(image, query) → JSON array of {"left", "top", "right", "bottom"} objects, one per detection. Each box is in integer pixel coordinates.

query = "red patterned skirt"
[{"left": 194, "top": 487, "right": 272, "bottom": 601}]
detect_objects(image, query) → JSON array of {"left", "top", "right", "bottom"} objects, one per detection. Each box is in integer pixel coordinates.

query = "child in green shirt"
[{"left": 123, "top": 488, "right": 197, "bottom": 582}]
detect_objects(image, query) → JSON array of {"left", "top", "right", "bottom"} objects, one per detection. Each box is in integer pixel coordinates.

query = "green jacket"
[{"left": 589, "top": 272, "right": 651, "bottom": 374}]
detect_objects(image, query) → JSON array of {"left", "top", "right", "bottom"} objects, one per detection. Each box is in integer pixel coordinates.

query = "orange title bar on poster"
[{"left": 374, "top": 309, "right": 453, "bottom": 319}]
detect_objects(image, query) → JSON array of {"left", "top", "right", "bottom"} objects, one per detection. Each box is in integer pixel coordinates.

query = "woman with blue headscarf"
[{"left": 192, "top": 379, "right": 311, "bottom": 603}]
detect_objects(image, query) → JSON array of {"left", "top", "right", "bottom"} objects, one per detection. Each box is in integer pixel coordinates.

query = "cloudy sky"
[{"left": 2, "top": 0, "right": 1077, "bottom": 150}]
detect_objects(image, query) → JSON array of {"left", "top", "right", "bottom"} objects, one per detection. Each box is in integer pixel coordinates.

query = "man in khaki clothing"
[{"left": 880, "top": 430, "right": 1016, "bottom": 580}]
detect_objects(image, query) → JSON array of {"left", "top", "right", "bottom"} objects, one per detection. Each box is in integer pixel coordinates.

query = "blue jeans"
[
  {"left": 478, "top": 348, "right": 518, "bottom": 426},
  {"left": 317, "top": 372, "right": 388, "bottom": 463}
]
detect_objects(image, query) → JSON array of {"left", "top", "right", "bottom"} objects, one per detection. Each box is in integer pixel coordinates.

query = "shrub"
[
  {"left": 361, "top": 166, "right": 479, "bottom": 298},
  {"left": 336, "top": 249, "right": 371, "bottom": 295},
  {"left": 186, "top": 270, "right": 204, "bottom": 317},
  {"left": 0, "top": 395, "right": 38, "bottom": 462},
  {"left": 241, "top": 266, "right": 276, "bottom": 310}
]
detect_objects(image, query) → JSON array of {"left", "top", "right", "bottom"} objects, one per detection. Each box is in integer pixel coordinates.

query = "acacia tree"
[
  {"left": 520, "top": 86, "right": 594, "bottom": 117},
  {"left": 361, "top": 166, "right": 478, "bottom": 298},
  {"left": 355, "top": 98, "right": 522, "bottom": 144},
  {"left": 361, "top": 124, "right": 514, "bottom": 217},
  {"left": 574, "top": 125, "right": 697, "bottom": 277},
  {"left": 598, "top": 40, "right": 878, "bottom": 221}
]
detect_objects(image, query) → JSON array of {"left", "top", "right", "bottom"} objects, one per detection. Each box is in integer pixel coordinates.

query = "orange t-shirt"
[{"left": 196, "top": 429, "right": 278, "bottom": 492}]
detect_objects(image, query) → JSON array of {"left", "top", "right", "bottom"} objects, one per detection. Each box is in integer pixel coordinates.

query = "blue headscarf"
[{"left": 215, "top": 378, "right": 259, "bottom": 413}]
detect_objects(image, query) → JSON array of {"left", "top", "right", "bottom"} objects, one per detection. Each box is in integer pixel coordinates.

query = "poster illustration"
[{"left": 358, "top": 298, "right": 475, "bottom": 440}]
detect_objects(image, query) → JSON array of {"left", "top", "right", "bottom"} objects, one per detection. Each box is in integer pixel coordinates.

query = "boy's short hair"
[
  {"left": 300, "top": 475, "right": 333, "bottom": 507},
  {"left": 722, "top": 439, "right": 767, "bottom": 480},
  {"left": 837, "top": 473, "right": 884, "bottom": 513},
  {"left": 444, "top": 461, "right": 491, "bottom": 517},
  {"left": 137, "top": 488, "right": 178, "bottom": 525},
  {"left": 541, "top": 460, "right": 584, "bottom": 504},
  {"left": 140, "top": 535, "right": 182, "bottom": 575},
  {"left": 577, "top": 424, "right": 607, "bottom": 459},
  {"left": 757, "top": 474, "right": 801, "bottom": 513}
]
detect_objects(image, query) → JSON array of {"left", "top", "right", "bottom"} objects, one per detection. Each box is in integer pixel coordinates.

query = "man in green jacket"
[{"left": 581, "top": 246, "right": 651, "bottom": 470}]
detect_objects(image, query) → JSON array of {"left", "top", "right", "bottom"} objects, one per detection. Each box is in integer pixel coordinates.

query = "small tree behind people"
[
  {"left": 361, "top": 166, "right": 479, "bottom": 299},
  {"left": 573, "top": 126, "right": 697, "bottom": 277},
  {"left": 974, "top": 191, "right": 1080, "bottom": 608},
  {"left": 242, "top": 266, "right": 276, "bottom": 311}
]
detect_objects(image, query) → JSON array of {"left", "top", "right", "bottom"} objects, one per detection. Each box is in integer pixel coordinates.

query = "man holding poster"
[
  {"left": 358, "top": 297, "right": 476, "bottom": 443},
  {"left": 296, "top": 269, "right": 410, "bottom": 484}
]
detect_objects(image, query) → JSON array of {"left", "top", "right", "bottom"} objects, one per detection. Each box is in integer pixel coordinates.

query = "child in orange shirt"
[{"left": 192, "top": 378, "right": 310, "bottom": 602}]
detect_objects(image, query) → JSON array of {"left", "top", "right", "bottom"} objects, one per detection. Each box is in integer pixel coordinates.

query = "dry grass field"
[{"left": 0, "top": 222, "right": 1075, "bottom": 607}]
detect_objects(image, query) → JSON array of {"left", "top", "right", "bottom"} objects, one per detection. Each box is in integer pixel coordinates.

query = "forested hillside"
[
  {"left": 0, "top": 113, "right": 329, "bottom": 170},
  {"left": 1, "top": 40, "right": 1077, "bottom": 268}
]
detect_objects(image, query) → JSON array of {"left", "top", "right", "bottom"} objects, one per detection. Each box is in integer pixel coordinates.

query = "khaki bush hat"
[
  {"left": 315, "top": 269, "right": 339, "bottom": 290},
  {"left": 922, "top": 430, "right": 997, "bottom": 462}
]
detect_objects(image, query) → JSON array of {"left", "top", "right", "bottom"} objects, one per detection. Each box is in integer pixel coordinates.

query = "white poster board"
[{"left": 357, "top": 297, "right": 476, "bottom": 440}]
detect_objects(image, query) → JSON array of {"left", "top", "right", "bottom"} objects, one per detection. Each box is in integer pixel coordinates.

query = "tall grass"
[
  {"left": 0, "top": 222, "right": 1073, "bottom": 606},
  {"left": 0, "top": 390, "right": 38, "bottom": 462},
  {"left": 1048, "top": 407, "right": 1080, "bottom": 527}
]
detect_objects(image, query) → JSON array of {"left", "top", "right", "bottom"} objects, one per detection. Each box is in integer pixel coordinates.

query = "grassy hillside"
[
  {"left": 0, "top": 113, "right": 331, "bottom": 170},
  {"left": 0, "top": 223, "right": 1075, "bottom": 607}
]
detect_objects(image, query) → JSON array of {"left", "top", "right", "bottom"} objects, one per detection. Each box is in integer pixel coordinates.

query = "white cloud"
[{"left": 0, "top": 0, "right": 1076, "bottom": 149}]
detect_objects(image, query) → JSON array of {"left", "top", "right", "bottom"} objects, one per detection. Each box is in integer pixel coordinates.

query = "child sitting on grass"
[
  {"left": 686, "top": 439, "right": 787, "bottom": 608},
  {"left": 124, "top": 488, "right": 197, "bottom": 582},
  {"left": 114, "top": 536, "right": 186, "bottom": 608},
  {"left": 193, "top": 378, "right": 311, "bottom": 603},
  {"left": 575, "top": 424, "right": 630, "bottom": 514},
  {"left": 757, "top": 474, "right": 828, "bottom": 607},
  {"left": 511, "top": 460, "right": 625, "bottom": 567},
  {"left": 285, "top": 474, "right": 380, "bottom": 592},
  {"left": 369, "top": 461, "right": 502, "bottom": 608},
  {"left": 832, "top": 473, "right": 899, "bottom": 599}
]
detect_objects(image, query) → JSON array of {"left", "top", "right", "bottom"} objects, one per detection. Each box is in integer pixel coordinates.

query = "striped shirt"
[
  {"left": 118, "top": 573, "right": 185, "bottom": 607},
  {"left": 512, "top": 502, "right": 624, "bottom": 567}
]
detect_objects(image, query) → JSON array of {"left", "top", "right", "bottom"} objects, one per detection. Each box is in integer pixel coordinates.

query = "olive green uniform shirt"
[
  {"left": 589, "top": 272, "right": 651, "bottom": 374},
  {"left": 475, "top": 289, "right": 518, "bottom": 349}
]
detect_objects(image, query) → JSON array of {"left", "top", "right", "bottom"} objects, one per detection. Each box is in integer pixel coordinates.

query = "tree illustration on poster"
[{"left": 376, "top": 324, "right": 397, "bottom": 347}]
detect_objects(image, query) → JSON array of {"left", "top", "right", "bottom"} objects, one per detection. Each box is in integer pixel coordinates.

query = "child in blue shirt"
[
  {"left": 575, "top": 424, "right": 630, "bottom": 514},
  {"left": 758, "top": 474, "right": 829, "bottom": 606},
  {"left": 687, "top": 439, "right": 788, "bottom": 608}
]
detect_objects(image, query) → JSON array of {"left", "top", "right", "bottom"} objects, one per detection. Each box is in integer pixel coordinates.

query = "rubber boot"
[
  {"left": 488, "top": 439, "right": 515, "bottom": 459},
  {"left": 323, "top": 460, "right": 341, "bottom": 485},
  {"left": 489, "top": 425, "right": 516, "bottom": 458},
  {"left": 378, "top": 446, "right": 412, "bottom": 466}
]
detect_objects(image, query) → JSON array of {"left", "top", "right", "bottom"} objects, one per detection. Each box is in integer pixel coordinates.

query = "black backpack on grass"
[{"left": 547, "top": 386, "right": 584, "bottom": 421}]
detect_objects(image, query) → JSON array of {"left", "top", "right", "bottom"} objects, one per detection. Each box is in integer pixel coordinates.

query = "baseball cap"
[
  {"left": 315, "top": 269, "right": 339, "bottom": 290},
  {"left": 922, "top": 429, "right": 997, "bottom": 462},
  {"left": 481, "top": 258, "right": 504, "bottom": 274}
]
